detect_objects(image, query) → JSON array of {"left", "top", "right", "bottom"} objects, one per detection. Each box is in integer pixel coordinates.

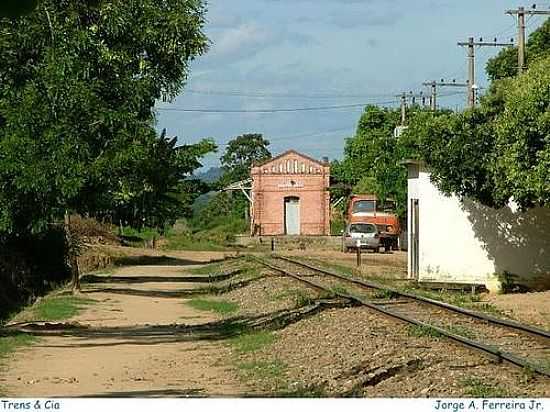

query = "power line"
[
  {"left": 156, "top": 102, "right": 389, "bottom": 113},
  {"left": 216, "top": 127, "right": 356, "bottom": 147},
  {"left": 185, "top": 88, "right": 396, "bottom": 100},
  {"left": 157, "top": 91, "right": 462, "bottom": 114}
]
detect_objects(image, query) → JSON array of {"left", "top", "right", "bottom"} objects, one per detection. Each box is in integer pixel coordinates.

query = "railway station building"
[{"left": 250, "top": 150, "right": 330, "bottom": 236}]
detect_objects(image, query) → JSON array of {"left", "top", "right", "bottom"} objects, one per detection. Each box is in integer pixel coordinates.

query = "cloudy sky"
[{"left": 155, "top": 0, "right": 547, "bottom": 169}]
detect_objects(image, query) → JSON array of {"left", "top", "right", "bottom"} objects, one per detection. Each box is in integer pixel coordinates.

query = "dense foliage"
[
  {"left": 189, "top": 133, "right": 272, "bottom": 242},
  {"left": 486, "top": 19, "right": 550, "bottom": 81},
  {"left": 219, "top": 133, "right": 272, "bottom": 187},
  {"left": 406, "top": 55, "right": 550, "bottom": 210},
  {"left": 0, "top": 0, "right": 38, "bottom": 18},
  {"left": 0, "top": 0, "right": 211, "bottom": 233},
  {"left": 332, "top": 106, "right": 428, "bottom": 217}
]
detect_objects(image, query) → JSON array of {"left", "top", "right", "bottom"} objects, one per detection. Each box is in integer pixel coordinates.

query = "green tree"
[
  {"left": 407, "top": 55, "right": 550, "bottom": 210},
  {"left": 85, "top": 129, "right": 216, "bottom": 229},
  {"left": 0, "top": 0, "right": 38, "bottom": 18},
  {"left": 486, "top": 19, "right": 550, "bottom": 81},
  {"left": 0, "top": 0, "right": 209, "bottom": 234},
  {"left": 332, "top": 105, "right": 423, "bottom": 217},
  {"left": 219, "top": 134, "right": 271, "bottom": 186},
  {"left": 492, "top": 56, "right": 550, "bottom": 208}
]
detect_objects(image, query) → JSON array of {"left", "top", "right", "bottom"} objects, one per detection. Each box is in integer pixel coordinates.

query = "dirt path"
[{"left": 1, "top": 259, "right": 246, "bottom": 397}]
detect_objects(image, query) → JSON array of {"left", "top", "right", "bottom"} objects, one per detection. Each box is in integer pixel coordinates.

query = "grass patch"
[
  {"left": 0, "top": 333, "right": 38, "bottom": 360},
  {"left": 187, "top": 298, "right": 239, "bottom": 315},
  {"left": 446, "top": 325, "right": 477, "bottom": 339},
  {"left": 407, "top": 325, "right": 443, "bottom": 338},
  {"left": 372, "top": 288, "right": 400, "bottom": 300},
  {"left": 305, "top": 258, "right": 356, "bottom": 278},
  {"left": 187, "top": 262, "right": 227, "bottom": 276},
  {"left": 294, "top": 290, "right": 316, "bottom": 307},
  {"left": 330, "top": 285, "right": 350, "bottom": 296},
  {"left": 21, "top": 295, "right": 96, "bottom": 322},
  {"left": 269, "top": 289, "right": 317, "bottom": 308},
  {"left": 466, "top": 302, "right": 505, "bottom": 316},
  {"left": 238, "top": 359, "right": 286, "bottom": 382},
  {"left": 230, "top": 331, "right": 276, "bottom": 354},
  {"left": 164, "top": 234, "right": 231, "bottom": 251},
  {"left": 461, "top": 377, "right": 509, "bottom": 397}
]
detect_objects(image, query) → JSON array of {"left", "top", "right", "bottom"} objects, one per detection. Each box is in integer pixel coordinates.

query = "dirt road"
[{"left": 1, "top": 254, "right": 246, "bottom": 397}]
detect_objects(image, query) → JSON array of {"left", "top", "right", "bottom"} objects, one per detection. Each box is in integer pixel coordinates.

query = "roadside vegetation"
[
  {"left": 460, "top": 377, "right": 509, "bottom": 397},
  {"left": 0, "top": 334, "right": 38, "bottom": 363},
  {"left": 0, "top": 0, "right": 212, "bottom": 316},
  {"left": 1, "top": 293, "right": 96, "bottom": 366},
  {"left": 187, "top": 299, "right": 239, "bottom": 316},
  {"left": 12, "top": 295, "right": 97, "bottom": 324}
]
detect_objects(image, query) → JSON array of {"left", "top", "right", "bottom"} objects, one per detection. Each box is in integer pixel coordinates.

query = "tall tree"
[
  {"left": 407, "top": 55, "right": 550, "bottom": 210},
  {"left": 0, "top": 0, "right": 210, "bottom": 234},
  {"left": 486, "top": 19, "right": 550, "bottom": 81},
  {"left": 332, "top": 105, "right": 424, "bottom": 217},
  {"left": 219, "top": 134, "right": 271, "bottom": 186}
]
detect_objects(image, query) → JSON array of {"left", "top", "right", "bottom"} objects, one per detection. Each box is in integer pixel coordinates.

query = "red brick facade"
[{"left": 250, "top": 150, "right": 330, "bottom": 236}]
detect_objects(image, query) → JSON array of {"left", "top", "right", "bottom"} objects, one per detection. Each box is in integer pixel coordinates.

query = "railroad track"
[{"left": 254, "top": 254, "right": 550, "bottom": 378}]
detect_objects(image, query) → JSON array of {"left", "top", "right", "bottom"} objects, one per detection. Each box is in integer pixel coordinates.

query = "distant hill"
[{"left": 194, "top": 167, "right": 223, "bottom": 183}]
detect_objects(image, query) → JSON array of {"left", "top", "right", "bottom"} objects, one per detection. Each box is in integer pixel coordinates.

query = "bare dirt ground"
[
  {"left": 1, "top": 253, "right": 246, "bottom": 397},
  {"left": 284, "top": 249, "right": 408, "bottom": 279},
  {"left": 488, "top": 291, "right": 550, "bottom": 329}
]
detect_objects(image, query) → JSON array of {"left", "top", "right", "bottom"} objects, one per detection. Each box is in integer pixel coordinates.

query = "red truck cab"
[{"left": 347, "top": 194, "right": 400, "bottom": 249}]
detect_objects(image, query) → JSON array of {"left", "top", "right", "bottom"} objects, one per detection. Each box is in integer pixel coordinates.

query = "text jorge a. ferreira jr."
[{"left": 434, "top": 399, "right": 545, "bottom": 412}]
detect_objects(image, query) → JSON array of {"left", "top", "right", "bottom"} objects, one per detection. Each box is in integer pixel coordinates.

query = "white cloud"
[{"left": 213, "top": 23, "right": 273, "bottom": 58}]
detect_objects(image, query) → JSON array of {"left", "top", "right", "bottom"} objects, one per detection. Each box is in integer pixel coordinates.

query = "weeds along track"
[{"left": 254, "top": 255, "right": 550, "bottom": 378}]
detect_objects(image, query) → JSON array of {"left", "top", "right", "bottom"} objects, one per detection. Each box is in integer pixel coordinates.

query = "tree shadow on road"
[
  {"left": 111, "top": 255, "right": 234, "bottom": 267},
  {"left": 80, "top": 270, "right": 242, "bottom": 284},
  {"left": 1, "top": 299, "right": 352, "bottom": 349},
  {"left": 76, "top": 276, "right": 265, "bottom": 299}
]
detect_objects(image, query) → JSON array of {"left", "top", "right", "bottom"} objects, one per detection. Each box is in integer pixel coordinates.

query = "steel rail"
[
  {"left": 275, "top": 255, "right": 550, "bottom": 340},
  {"left": 254, "top": 256, "right": 550, "bottom": 378}
]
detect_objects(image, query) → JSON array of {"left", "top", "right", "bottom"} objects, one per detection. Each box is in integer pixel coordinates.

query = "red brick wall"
[{"left": 251, "top": 151, "right": 330, "bottom": 236}]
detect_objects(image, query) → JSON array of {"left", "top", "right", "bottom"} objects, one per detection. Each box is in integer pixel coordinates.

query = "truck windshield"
[
  {"left": 352, "top": 200, "right": 375, "bottom": 213},
  {"left": 376, "top": 200, "right": 396, "bottom": 213},
  {"left": 349, "top": 224, "right": 376, "bottom": 234}
]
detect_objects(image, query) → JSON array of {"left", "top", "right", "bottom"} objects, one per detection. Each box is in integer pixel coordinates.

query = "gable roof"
[{"left": 254, "top": 150, "right": 326, "bottom": 168}]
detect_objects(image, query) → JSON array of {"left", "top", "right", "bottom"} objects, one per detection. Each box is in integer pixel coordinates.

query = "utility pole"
[
  {"left": 428, "top": 81, "right": 437, "bottom": 111},
  {"left": 506, "top": 6, "right": 550, "bottom": 74},
  {"left": 422, "top": 80, "right": 469, "bottom": 111},
  {"left": 397, "top": 91, "right": 427, "bottom": 126},
  {"left": 457, "top": 37, "right": 514, "bottom": 108},
  {"left": 400, "top": 92, "right": 407, "bottom": 125},
  {"left": 408, "top": 91, "right": 427, "bottom": 107}
]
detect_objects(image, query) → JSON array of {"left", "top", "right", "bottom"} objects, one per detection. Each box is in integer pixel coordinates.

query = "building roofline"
[
  {"left": 254, "top": 149, "right": 328, "bottom": 168},
  {"left": 399, "top": 158, "right": 425, "bottom": 166}
]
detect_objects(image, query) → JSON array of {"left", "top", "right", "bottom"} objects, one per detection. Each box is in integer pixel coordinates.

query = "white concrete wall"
[{"left": 407, "top": 163, "right": 550, "bottom": 291}]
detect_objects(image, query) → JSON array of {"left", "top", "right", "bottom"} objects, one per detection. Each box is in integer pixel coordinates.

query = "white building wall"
[
  {"left": 407, "top": 162, "right": 550, "bottom": 291},
  {"left": 414, "top": 170, "right": 496, "bottom": 284}
]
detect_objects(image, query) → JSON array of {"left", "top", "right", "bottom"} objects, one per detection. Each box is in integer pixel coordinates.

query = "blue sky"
[{"left": 155, "top": 0, "right": 547, "bottom": 169}]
